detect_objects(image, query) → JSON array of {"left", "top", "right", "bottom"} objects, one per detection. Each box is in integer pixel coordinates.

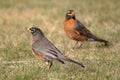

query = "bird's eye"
[
  {"left": 68, "top": 11, "right": 71, "bottom": 14},
  {"left": 31, "top": 29, "right": 36, "bottom": 32}
]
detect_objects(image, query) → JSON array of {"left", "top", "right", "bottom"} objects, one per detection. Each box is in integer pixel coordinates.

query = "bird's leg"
[
  {"left": 78, "top": 42, "right": 83, "bottom": 49},
  {"left": 48, "top": 62, "right": 53, "bottom": 69},
  {"left": 72, "top": 41, "right": 78, "bottom": 49},
  {"left": 46, "top": 61, "right": 53, "bottom": 69}
]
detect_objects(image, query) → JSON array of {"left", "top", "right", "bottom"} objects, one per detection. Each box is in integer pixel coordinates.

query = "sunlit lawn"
[{"left": 0, "top": 0, "right": 120, "bottom": 80}]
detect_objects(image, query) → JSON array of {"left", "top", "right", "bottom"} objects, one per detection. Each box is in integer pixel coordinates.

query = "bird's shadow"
[{"left": 71, "top": 42, "right": 112, "bottom": 50}]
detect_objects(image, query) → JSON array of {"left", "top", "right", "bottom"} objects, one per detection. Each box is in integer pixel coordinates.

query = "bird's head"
[
  {"left": 27, "top": 27, "right": 45, "bottom": 40},
  {"left": 65, "top": 10, "right": 75, "bottom": 20}
]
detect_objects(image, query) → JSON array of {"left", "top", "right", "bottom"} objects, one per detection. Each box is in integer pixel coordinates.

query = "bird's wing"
[
  {"left": 74, "top": 19, "right": 94, "bottom": 38},
  {"left": 32, "top": 39, "right": 65, "bottom": 61}
]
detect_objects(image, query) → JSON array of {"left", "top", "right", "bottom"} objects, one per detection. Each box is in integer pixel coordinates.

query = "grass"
[{"left": 0, "top": 0, "right": 120, "bottom": 80}]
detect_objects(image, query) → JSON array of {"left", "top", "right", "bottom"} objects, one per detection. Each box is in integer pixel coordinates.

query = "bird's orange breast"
[
  {"left": 34, "top": 53, "right": 45, "bottom": 61},
  {"left": 64, "top": 19, "right": 75, "bottom": 29},
  {"left": 31, "top": 39, "right": 46, "bottom": 61},
  {"left": 64, "top": 19, "right": 87, "bottom": 41},
  {"left": 64, "top": 19, "right": 76, "bottom": 38},
  {"left": 32, "top": 51, "right": 46, "bottom": 61}
]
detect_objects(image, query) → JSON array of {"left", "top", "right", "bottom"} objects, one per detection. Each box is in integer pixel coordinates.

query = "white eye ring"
[
  {"left": 32, "top": 29, "right": 36, "bottom": 32},
  {"left": 67, "top": 11, "right": 71, "bottom": 14}
]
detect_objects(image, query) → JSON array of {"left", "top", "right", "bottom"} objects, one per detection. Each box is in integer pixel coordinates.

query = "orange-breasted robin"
[
  {"left": 27, "top": 27, "right": 85, "bottom": 69},
  {"left": 64, "top": 10, "right": 109, "bottom": 49}
]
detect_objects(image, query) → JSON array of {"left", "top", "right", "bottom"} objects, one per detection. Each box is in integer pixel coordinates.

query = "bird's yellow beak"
[{"left": 27, "top": 27, "right": 31, "bottom": 32}]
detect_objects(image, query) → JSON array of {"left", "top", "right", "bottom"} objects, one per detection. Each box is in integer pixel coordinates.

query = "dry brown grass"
[{"left": 0, "top": 0, "right": 120, "bottom": 80}]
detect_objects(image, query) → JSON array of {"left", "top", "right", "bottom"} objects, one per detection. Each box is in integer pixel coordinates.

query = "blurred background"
[{"left": 0, "top": 0, "right": 120, "bottom": 80}]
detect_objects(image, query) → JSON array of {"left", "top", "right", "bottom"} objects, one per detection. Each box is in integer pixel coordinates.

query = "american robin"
[
  {"left": 27, "top": 27, "right": 85, "bottom": 69},
  {"left": 64, "top": 10, "right": 109, "bottom": 49}
]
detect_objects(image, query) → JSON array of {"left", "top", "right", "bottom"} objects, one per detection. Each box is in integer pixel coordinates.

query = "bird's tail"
[
  {"left": 88, "top": 35, "right": 109, "bottom": 46},
  {"left": 94, "top": 37, "right": 109, "bottom": 46},
  {"left": 64, "top": 58, "right": 85, "bottom": 68}
]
